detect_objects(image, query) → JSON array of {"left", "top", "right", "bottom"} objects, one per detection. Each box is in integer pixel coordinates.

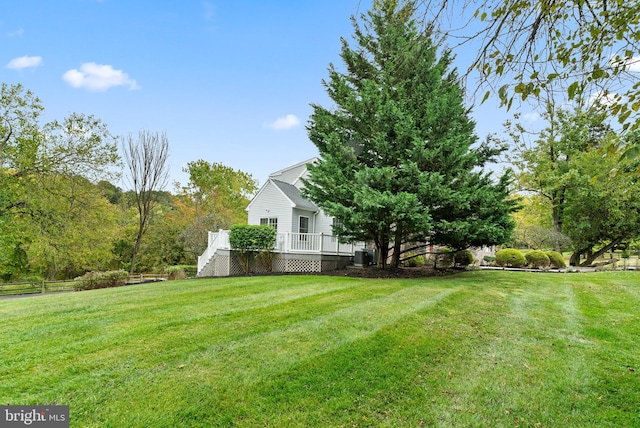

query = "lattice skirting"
[
  {"left": 273, "top": 258, "right": 321, "bottom": 273},
  {"left": 202, "top": 250, "right": 352, "bottom": 277}
]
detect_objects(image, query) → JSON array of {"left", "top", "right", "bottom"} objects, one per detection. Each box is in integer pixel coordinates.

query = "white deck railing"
[
  {"left": 276, "top": 232, "right": 361, "bottom": 255},
  {"left": 198, "top": 230, "right": 363, "bottom": 275},
  {"left": 197, "top": 230, "right": 231, "bottom": 274}
]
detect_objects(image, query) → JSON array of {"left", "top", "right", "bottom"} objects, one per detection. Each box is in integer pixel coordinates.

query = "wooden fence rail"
[
  {"left": 0, "top": 274, "right": 170, "bottom": 298},
  {"left": 0, "top": 280, "right": 76, "bottom": 297}
]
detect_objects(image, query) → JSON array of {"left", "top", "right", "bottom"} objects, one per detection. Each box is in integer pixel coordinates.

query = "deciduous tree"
[
  {"left": 122, "top": 130, "right": 170, "bottom": 274},
  {"left": 507, "top": 105, "right": 640, "bottom": 265},
  {"left": 409, "top": 0, "right": 640, "bottom": 133},
  {"left": 0, "top": 84, "right": 121, "bottom": 279},
  {"left": 178, "top": 160, "right": 257, "bottom": 257}
]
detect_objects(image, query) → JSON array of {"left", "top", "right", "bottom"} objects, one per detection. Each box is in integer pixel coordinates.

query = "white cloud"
[
  {"left": 626, "top": 56, "right": 640, "bottom": 73},
  {"left": 62, "top": 62, "right": 139, "bottom": 91},
  {"left": 609, "top": 54, "right": 640, "bottom": 73},
  {"left": 589, "top": 90, "right": 619, "bottom": 107},
  {"left": 6, "top": 55, "right": 42, "bottom": 70},
  {"left": 266, "top": 114, "right": 301, "bottom": 130},
  {"left": 522, "top": 112, "right": 539, "bottom": 122}
]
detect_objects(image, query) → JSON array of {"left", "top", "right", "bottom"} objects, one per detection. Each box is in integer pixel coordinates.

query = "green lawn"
[{"left": 1, "top": 271, "right": 639, "bottom": 427}]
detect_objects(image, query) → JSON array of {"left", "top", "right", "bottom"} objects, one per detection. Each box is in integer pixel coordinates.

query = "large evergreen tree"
[{"left": 303, "top": 0, "right": 516, "bottom": 268}]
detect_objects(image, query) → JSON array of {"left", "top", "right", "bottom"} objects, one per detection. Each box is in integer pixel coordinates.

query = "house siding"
[
  {"left": 269, "top": 162, "right": 309, "bottom": 186},
  {"left": 292, "top": 208, "right": 316, "bottom": 233},
  {"left": 247, "top": 181, "right": 292, "bottom": 232},
  {"left": 246, "top": 158, "right": 335, "bottom": 235},
  {"left": 314, "top": 211, "right": 334, "bottom": 235}
]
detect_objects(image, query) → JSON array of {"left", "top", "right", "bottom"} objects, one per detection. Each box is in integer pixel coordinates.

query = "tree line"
[
  {"left": 0, "top": 83, "right": 256, "bottom": 281},
  {"left": 3, "top": 0, "right": 638, "bottom": 277}
]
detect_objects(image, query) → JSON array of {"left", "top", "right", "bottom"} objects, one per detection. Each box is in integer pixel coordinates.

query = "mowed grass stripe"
[
  {"left": 1, "top": 271, "right": 639, "bottom": 427},
  {"left": 0, "top": 277, "right": 360, "bottom": 361},
  {"left": 424, "top": 276, "right": 597, "bottom": 426},
  {"left": 571, "top": 274, "right": 640, "bottom": 421},
  {"left": 0, "top": 277, "right": 454, "bottom": 400},
  {"left": 75, "top": 281, "right": 460, "bottom": 428}
]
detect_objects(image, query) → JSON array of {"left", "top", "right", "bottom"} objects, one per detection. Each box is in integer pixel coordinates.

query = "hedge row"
[
  {"left": 74, "top": 270, "right": 129, "bottom": 291},
  {"left": 495, "top": 249, "right": 566, "bottom": 269}
]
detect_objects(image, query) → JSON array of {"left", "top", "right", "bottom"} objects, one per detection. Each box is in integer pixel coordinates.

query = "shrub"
[
  {"left": 454, "top": 249, "right": 475, "bottom": 267},
  {"left": 229, "top": 224, "right": 277, "bottom": 273},
  {"left": 483, "top": 255, "right": 495, "bottom": 265},
  {"left": 166, "top": 266, "right": 186, "bottom": 280},
  {"left": 495, "top": 249, "right": 526, "bottom": 268},
  {"left": 229, "top": 224, "right": 277, "bottom": 252},
  {"left": 545, "top": 251, "right": 566, "bottom": 268},
  {"left": 525, "top": 250, "right": 551, "bottom": 269},
  {"left": 405, "top": 255, "right": 425, "bottom": 267},
  {"left": 75, "top": 270, "right": 129, "bottom": 291},
  {"left": 165, "top": 265, "right": 197, "bottom": 279}
]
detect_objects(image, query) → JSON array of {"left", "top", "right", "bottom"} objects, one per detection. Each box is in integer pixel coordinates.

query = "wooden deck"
[{"left": 197, "top": 230, "right": 364, "bottom": 277}]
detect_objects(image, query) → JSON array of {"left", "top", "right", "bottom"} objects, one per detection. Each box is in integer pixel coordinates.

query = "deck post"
[{"left": 320, "top": 233, "right": 324, "bottom": 253}]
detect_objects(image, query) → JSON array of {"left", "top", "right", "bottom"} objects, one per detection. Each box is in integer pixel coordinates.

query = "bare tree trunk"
[{"left": 122, "top": 130, "right": 169, "bottom": 274}]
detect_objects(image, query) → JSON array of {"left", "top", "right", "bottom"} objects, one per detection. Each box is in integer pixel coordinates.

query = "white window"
[{"left": 260, "top": 217, "right": 278, "bottom": 231}]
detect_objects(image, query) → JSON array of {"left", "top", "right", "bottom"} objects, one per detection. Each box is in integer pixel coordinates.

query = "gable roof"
[
  {"left": 268, "top": 157, "right": 319, "bottom": 186},
  {"left": 271, "top": 179, "right": 318, "bottom": 212}
]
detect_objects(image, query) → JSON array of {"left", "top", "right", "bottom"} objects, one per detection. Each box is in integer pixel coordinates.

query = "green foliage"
[
  {"left": 437, "top": 0, "right": 640, "bottom": 132},
  {"left": 435, "top": 248, "right": 456, "bottom": 269},
  {"left": 74, "top": 270, "right": 128, "bottom": 291},
  {"left": 0, "top": 84, "right": 122, "bottom": 280},
  {"left": 404, "top": 255, "right": 425, "bottom": 267},
  {"left": 0, "top": 82, "right": 43, "bottom": 168},
  {"left": 182, "top": 159, "right": 257, "bottom": 228},
  {"left": 174, "top": 160, "right": 258, "bottom": 265},
  {"left": 454, "top": 249, "right": 475, "bottom": 267},
  {"left": 229, "top": 224, "right": 277, "bottom": 253},
  {"left": 525, "top": 250, "right": 551, "bottom": 269},
  {"left": 229, "top": 224, "right": 277, "bottom": 273},
  {"left": 508, "top": 106, "right": 640, "bottom": 266},
  {"left": 303, "top": 1, "right": 516, "bottom": 269},
  {"left": 483, "top": 255, "right": 496, "bottom": 264},
  {"left": 495, "top": 248, "right": 526, "bottom": 268},
  {"left": 165, "top": 265, "right": 197, "bottom": 279},
  {"left": 545, "top": 251, "right": 566, "bottom": 268}
]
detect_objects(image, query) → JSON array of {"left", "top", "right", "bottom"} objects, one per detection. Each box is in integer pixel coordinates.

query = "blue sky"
[{"left": 1, "top": 0, "right": 515, "bottom": 189}]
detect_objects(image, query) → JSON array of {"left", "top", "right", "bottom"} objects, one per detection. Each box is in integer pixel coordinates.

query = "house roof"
[
  {"left": 268, "top": 157, "right": 319, "bottom": 186},
  {"left": 268, "top": 157, "right": 318, "bottom": 178},
  {"left": 271, "top": 179, "right": 319, "bottom": 212}
]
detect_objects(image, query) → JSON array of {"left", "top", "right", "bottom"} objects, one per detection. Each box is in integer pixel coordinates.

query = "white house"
[
  {"left": 197, "top": 158, "right": 365, "bottom": 277},
  {"left": 247, "top": 157, "right": 335, "bottom": 235}
]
